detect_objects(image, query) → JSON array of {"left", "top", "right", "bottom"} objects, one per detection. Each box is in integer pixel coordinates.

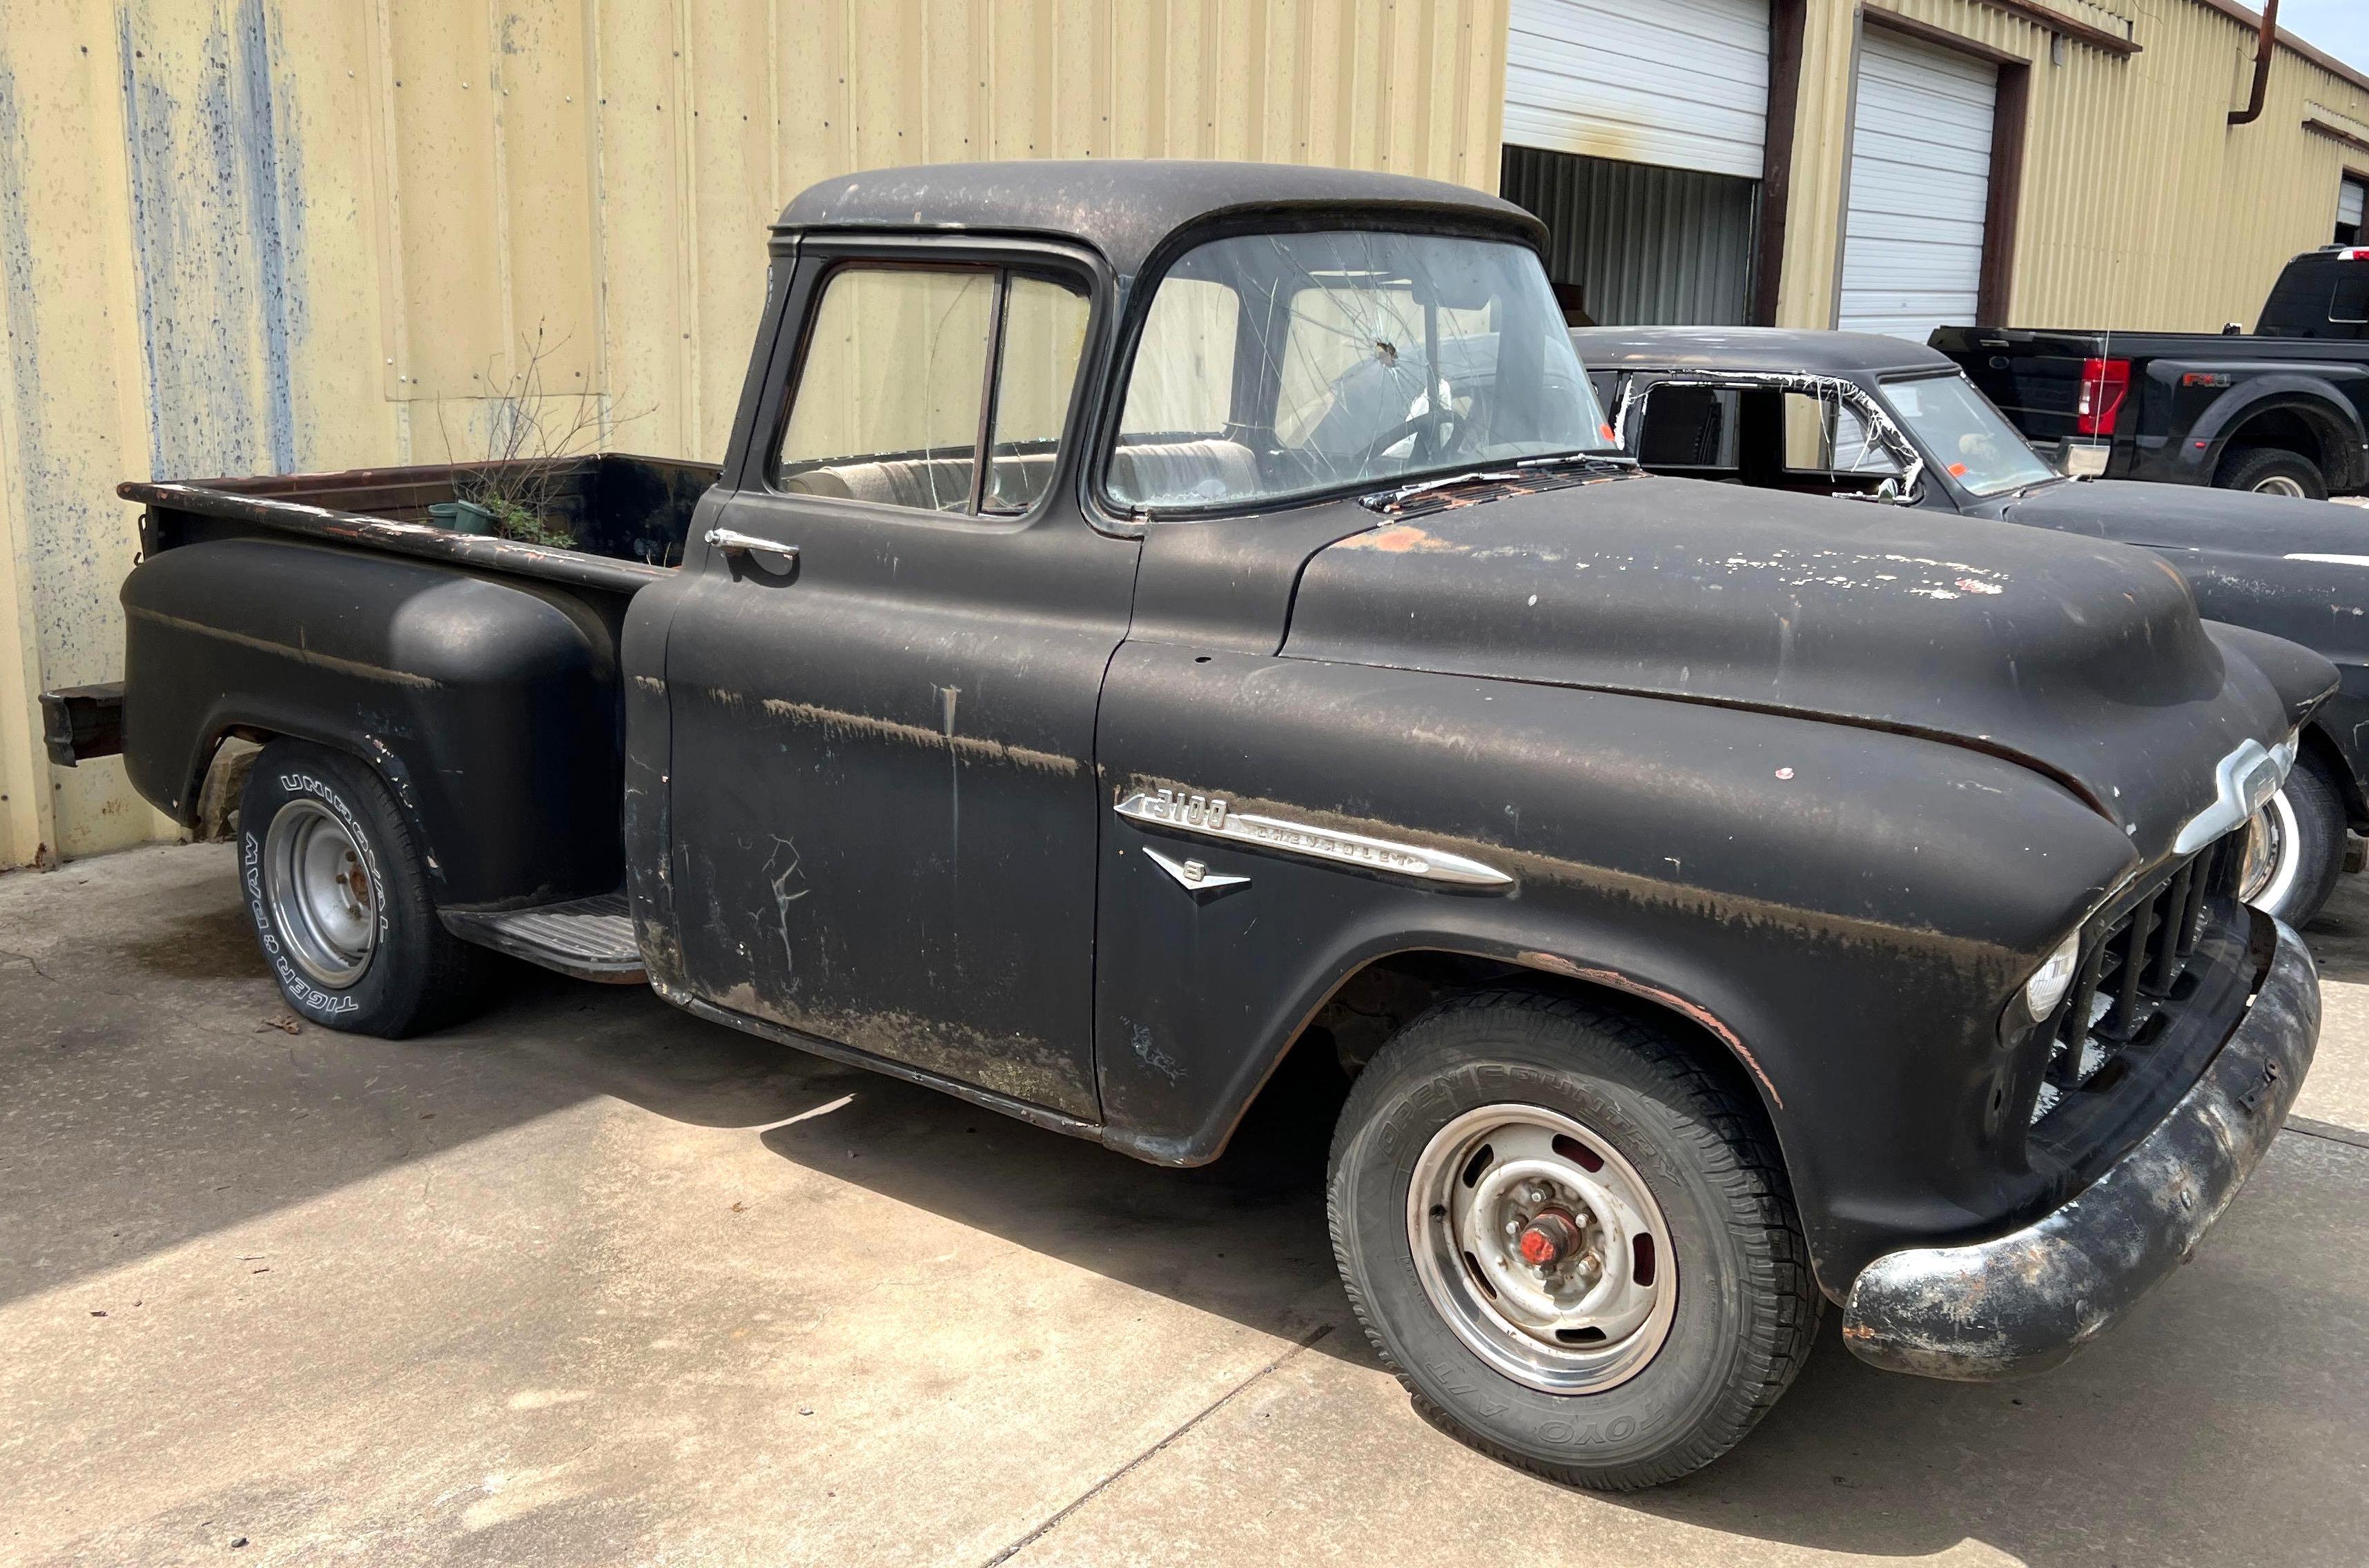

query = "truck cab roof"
[{"left": 772, "top": 159, "right": 1544, "bottom": 278}]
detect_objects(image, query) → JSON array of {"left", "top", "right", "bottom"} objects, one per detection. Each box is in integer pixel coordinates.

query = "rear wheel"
[
  {"left": 239, "top": 741, "right": 485, "bottom": 1035},
  {"left": 2242, "top": 748, "right": 2349, "bottom": 926},
  {"left": 1327, "top": 991, "right": 1818, "bottom": 1490},
  {"left": 2217, "top": 446, "right": 2327, "bottom": 500}
]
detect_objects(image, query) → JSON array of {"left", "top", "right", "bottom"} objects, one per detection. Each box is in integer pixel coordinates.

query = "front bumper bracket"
[{"left": 1842, "top": 914, "right": 2319, "bottom": 1381}]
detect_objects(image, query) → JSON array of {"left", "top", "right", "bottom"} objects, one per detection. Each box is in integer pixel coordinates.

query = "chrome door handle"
[{"left": 703, "top": 527, "right": 799, "bottom": 567}]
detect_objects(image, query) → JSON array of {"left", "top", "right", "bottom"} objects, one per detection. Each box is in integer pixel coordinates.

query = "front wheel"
[
  {"left": 2242, "top": 749, "right": 2349, "bottom": 926},
  {"left": 238, "top": 740, "right": 485, "bottom": 1036},
  {"left": 1327, "top": 992, "right": 1819, "bottom": 1490}
]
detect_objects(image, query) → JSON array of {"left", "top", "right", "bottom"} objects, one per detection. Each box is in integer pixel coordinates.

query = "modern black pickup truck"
[
  {"left": 1579, "top": 324, "right": 2369, "bottom": 928},
  {"left": 57, "top": 163, "right": 2326, "bottom": 1489},
  {"left": 1933, "top": 246, "right": 2369, "bottom": 498}
]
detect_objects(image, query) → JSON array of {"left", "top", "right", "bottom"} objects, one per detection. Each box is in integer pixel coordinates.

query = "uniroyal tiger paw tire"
[
  {"left": 237, "top": 740, "right": 485, "bottom": 1037},
  {"left": 1327, "top": 990, "right": 1819, "bottom": 1491}
]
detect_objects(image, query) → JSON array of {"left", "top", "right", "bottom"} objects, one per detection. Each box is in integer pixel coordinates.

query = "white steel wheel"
[
  {"left": 2253, "top": 474, "right": 2309, "bottom": 498},
  {"left": 1407, "top": 1102, "right": 1678, "bottom": 1395},
  {"left": 2241, "top": 787, "right": 2303, "bottom": 912},
  {"left": 262, "top": 796, "right": 379, "bottom": 988}
]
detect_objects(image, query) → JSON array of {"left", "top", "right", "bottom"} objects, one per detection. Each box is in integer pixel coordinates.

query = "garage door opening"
[
  {"left": 1501, "top": 145, "right": 1759, "bottom": 326},
  {"left": 1499, "top": 0, "right": 1784, "bottom": 327}
]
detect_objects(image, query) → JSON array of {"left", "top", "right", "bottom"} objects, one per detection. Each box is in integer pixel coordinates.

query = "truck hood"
[
  {"left": 1282, "top": 474, "right": 2330, "bottom": 857},
  {"left": 1998, "top": 478, "right": 2369, "bottom": 557}
]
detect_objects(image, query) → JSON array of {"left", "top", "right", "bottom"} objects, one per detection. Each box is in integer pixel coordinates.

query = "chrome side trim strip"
[{"left": 1115, "top": 789, "right": 1514, "bottom": 888}]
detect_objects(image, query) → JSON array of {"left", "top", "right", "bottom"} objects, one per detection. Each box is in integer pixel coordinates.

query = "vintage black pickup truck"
[
  {"left": 1933, "top": 246, "right": 2369, "bottom": 499},
  {"left": 56, "top": 163, "right": 2326, "bottom": 1490},
  {"left": 1577, "top": 324, "right": 2369, "bottom": 929}
]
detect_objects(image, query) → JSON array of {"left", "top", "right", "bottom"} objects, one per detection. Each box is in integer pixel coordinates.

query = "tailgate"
[{"left": 1929, "top": 326, "right": 2104, "bottom": 444}]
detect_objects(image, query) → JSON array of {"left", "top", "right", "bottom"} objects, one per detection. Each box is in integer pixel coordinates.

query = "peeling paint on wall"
[{"left": 116, "top": 0, "right": 310, "bottom": 480}]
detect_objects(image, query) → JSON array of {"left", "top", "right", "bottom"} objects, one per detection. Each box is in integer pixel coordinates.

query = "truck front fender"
[{"left": 1091, "top": 645, "right": 2142, "bottom": 1295}]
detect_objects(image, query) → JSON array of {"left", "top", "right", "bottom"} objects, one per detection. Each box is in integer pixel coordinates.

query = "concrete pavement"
[{"left": 3, "top": 841, "right": 2365, "bottom": 1566}]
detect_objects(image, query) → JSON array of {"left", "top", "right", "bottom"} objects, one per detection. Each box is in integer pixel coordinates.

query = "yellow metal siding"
[
  {"left": 1778, "top": 1, "right": 2369, "bottom": 333},
  {"left": 0, "top": 0, "right": 1508, "bottom": 868}
]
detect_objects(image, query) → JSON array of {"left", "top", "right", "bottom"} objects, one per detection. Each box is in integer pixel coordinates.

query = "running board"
[{"left": 441, "top": 892, "right": 647, "bottom": 984}]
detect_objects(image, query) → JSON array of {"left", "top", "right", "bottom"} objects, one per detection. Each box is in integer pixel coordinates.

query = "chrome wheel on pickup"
[
  {"left": 239, "top": 739, "right": 485, "bottom": 1037},
  {"left": 263, "top": 798, "right": 378, "bottom": 988},
  {"left": 1329, "top": 992, "right": 1820, "bottom": 1491},
  {"left": 1408, "top": 1105, "right": 1675, "bottom": 1394}
]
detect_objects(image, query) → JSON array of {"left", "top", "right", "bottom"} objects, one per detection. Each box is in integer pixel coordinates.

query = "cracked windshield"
[{"left": 1107, "top": 231, "right": 1618, "bottom": 511}]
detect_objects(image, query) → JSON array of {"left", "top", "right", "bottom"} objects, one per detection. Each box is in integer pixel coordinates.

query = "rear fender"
[
  {"left": 2181, "top": 378, "right": 2368, "bottom": 488},
  {"left": 120, "top": 536, "right": 625, "bottom": 908}
]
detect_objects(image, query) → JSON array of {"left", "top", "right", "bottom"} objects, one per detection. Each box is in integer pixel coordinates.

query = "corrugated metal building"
[
  {"left": 0, "top": 0, "right": 1504, "bottom": 870},
  {"left": 3, "top": 0, "right": 2366, "bottom": 869},
  {"left": 1501, "top": 1, "right": 2369, "bottom": 338}
]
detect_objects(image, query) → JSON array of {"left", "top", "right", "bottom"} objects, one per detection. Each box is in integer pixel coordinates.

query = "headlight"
[{"left": 2024, "top": 931, "right": 2081, "bottom": 1021}]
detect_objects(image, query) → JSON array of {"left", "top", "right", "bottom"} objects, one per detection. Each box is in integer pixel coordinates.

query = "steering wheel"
[{"left": 1358, "top": 403, "right": 1475, "bottom": 469}]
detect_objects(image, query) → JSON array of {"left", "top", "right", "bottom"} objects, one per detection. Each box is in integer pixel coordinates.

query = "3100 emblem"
[{"left": 1113, "top": 788, "right": 1513, "bottom": 888}]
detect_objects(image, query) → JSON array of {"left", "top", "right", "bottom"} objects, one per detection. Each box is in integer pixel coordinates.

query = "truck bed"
[{"left": 119, "top": 452, "right": 719, "bottom": 596}]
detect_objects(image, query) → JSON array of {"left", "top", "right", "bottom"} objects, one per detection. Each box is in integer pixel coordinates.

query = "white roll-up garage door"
[
  {"left": 1503, "top": 0, "right": 1771, "bottom": 180},
  {"left": 1837, "top": 28, "right": 1998, "bottom": 340}
]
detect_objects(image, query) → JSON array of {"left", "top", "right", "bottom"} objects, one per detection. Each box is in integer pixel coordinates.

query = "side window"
[
  {"left": 780, "top": 268, "right": 995, "bottom": 512},
  {"left": 986, "top": 276, "right": 1092, "bottom": 513},
  {"left": 1636, "top": 385, "right": 1738, "bottom": 472},
  {"left": 777, "top": 265, "right": 1090, "bottom": 516},
  {"left": 1782, "top": 391, "right": 1901, "bottom": 476},
  {"left": 2330, "top": 271, "right": 2369, "bottom": 328}
]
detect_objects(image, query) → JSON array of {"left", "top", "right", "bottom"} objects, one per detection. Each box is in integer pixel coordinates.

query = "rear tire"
[
  {"left": 2217, "top": 446, "right": 2328, "bottom": 500},
  {"left": 1327, "top": 991, "right": 1818, "bottom": 1491},
  {"left": 238, "top": 740, "right": 485, "bottom": 1036},
  {"left": 2243, "top": 748, "right": 2349, "bottom": 927}
]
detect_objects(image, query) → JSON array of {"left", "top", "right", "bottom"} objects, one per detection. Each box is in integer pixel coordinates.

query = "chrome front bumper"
[{"left": 1842, "top": 914, "right": 2319, "bottom": 1380}]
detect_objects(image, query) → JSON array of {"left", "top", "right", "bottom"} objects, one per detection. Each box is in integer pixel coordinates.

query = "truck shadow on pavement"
[{"left": 19, "top": 847, "right": 2363, "bottom": 1562}]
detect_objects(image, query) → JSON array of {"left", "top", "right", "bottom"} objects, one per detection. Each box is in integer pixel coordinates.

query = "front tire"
[
  {"left": 238, "top": 741, "right": 485, "bottom": 1036},
  {"left": 2243, "top": 748, "right": 2349, "bottom": 926},
  {"left": 2216, "top": 446, "right": 2328, "bottom": 500},
  {"left": 1327, "top": 991, "right": 1818, "bottom": 1490}
]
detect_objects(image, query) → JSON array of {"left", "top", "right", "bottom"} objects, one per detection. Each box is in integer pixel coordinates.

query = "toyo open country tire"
[
  {"left": 1327, "top": 991, "right": 1820, "bottom": 1490},
  {"left": 238, "top": 739, "right": 484, "bottom": 1037}
]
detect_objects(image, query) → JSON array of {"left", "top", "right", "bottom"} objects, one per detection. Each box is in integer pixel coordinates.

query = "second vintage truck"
[{"left": 72, "top": 162, "right": 2324, "bottom": 1489}]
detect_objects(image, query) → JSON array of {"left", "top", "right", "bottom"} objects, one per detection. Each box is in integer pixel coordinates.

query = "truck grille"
[{"left": 2031, "top": 828, "right": 2244, "bottom": 1123}]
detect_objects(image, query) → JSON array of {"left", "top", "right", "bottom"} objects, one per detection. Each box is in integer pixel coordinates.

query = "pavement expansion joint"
[{"left": 979, "top": 1322, "right": 1338, "bottom": 1565}]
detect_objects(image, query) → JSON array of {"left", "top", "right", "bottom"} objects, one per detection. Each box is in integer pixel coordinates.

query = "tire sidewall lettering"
[{"left": 249, "top": 771, "right": 383, "bottom": 1017}]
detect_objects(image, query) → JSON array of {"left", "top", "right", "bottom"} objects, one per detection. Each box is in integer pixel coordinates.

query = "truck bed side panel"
[{"left": 121, "top": 536, "right": 625, "bottom": 907}]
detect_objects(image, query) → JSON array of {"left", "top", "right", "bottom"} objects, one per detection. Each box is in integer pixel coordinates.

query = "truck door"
[{"left": 661, "top": 240, "right": 1136, "bottom": 1121}]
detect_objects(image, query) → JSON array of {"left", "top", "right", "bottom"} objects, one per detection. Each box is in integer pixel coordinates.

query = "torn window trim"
[{"left": 1610, "top": 370, "right": 1929, "bottom": 505}]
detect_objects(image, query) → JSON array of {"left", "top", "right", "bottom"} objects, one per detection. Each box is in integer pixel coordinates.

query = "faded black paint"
[
  {"left": 1843, "top": 914, "right": 2318, "bottom": 1380},
  {"left": 1581, "top": 329, "right": 2369, "bottom": 823},
  {"left": 114, "top": 163, "right": 2330, "bottom": 1356}
]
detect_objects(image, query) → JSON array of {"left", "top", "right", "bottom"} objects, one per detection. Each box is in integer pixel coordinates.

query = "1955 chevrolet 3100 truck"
[{"left": 60, "top": 162, "right": 2329, "bottom": 1489}]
